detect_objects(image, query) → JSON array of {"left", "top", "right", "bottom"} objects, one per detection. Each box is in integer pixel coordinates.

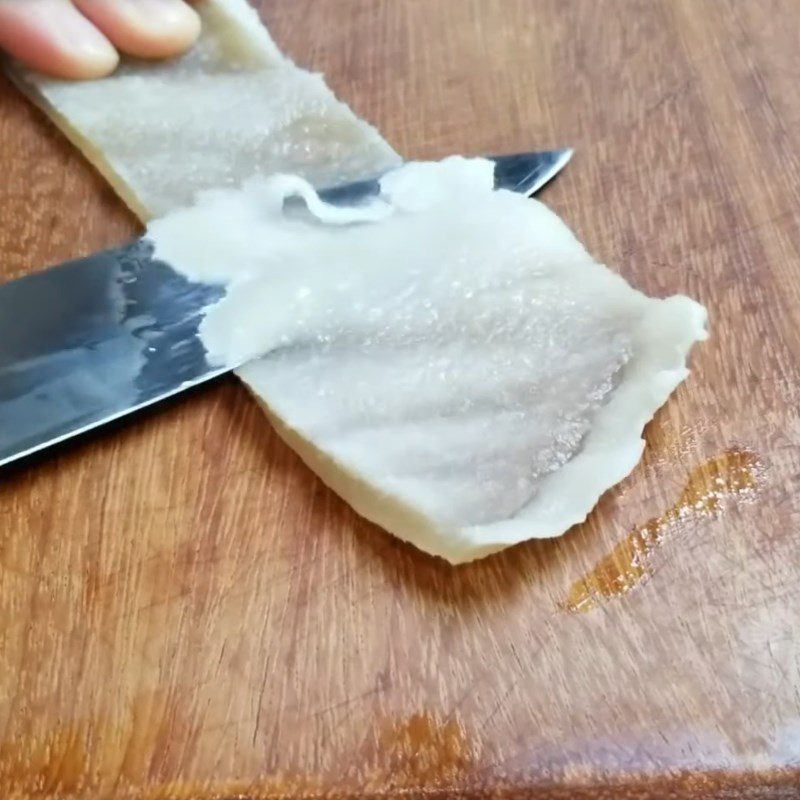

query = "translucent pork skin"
[
  {"left": 148, "top": 159, "right": 707, "bottom": 563},
  {"left": 12, "top": 0, "right": 707, "bottom": 562}
]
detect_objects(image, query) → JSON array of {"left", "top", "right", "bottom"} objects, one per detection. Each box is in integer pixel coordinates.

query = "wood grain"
[{"left": 1, "top": 1, "right": 800, "bottom": 797}]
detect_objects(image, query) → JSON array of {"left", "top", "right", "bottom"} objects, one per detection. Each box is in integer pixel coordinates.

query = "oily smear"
[
  {"left": 0, "top": 710, "right": 474, "bottom": 799},
  {"left": 562, "top": 449, "right": 763, "bottom": 612}
]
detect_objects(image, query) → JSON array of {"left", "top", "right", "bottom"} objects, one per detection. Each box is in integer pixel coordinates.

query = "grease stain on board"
[
  {"left": 563, "top": 449, "right": 764, "bottom": 613},
  {"left": 0, "top": 725, "right": 88, "bottom": 797},
  {"left": 362, "top": 713, "right": 474, "bottom": 790},
  {"left": 0, "top": 710, "right": 474, "bottom": 799}
]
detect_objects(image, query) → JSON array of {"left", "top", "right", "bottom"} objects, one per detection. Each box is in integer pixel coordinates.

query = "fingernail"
[
  {"left": 116, "top": 0, "right": 201, "bottom": 46},
  {"left": 0, "top": 0, "right": 118, "bottom": 79},
  {"left": 55, "top": 4, "right": 119, "bottom": 76},
  {"left": 77, "top": 0, "right": 201, "bottom": 59}
]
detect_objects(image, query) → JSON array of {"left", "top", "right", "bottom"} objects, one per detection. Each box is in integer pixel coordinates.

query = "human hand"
[{"left": 0, "top": 0, "right": 200, "bottom": 79}]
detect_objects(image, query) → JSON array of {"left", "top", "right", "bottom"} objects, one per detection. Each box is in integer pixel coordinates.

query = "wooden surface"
[{"left": 1, "top": 1, "right": 800, "bottom": 797}]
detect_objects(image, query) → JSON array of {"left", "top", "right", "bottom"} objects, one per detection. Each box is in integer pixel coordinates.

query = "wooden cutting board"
[{"left": 1, "top": 1, "right": 799, "bottom": 797}]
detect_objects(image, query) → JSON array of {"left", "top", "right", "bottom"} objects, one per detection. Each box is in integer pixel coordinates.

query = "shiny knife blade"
[{"left": 0, "top": 148, "right": 572, "bottom": 468}]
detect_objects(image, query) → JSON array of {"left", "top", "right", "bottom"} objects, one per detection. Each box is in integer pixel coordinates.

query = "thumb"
[{"left": 0, "top": 0, "right": 118, "bottom": 79}]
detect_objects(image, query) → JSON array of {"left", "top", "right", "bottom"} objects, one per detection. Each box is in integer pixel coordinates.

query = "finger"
[
  {"left": 73, "top": 0, "right": 200, "bottom": 61},
  {"left": 0, "top": 0, "right": 118, "bottom": 79}
]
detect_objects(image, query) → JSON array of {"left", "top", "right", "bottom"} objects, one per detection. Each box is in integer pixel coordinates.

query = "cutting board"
[{"left": 1, "top": 1, "right": 799, "bottom": 797}]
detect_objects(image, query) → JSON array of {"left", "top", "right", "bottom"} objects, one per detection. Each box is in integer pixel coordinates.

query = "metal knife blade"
[{"left": 0, "top": 148, "right": 572, "bottom": 468}]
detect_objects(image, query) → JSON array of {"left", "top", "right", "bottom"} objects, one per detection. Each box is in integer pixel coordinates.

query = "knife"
[{"left": 0, "top": 148, "right": 572, "bottom": 468}]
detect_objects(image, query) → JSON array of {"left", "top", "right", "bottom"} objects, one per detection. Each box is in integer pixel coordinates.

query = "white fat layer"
[
  {"left": 148, "top": 158, "right": 707, "bottom": 563},
  {"left": 10, "top": 0, "right": 400, "bottom": 219}
]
